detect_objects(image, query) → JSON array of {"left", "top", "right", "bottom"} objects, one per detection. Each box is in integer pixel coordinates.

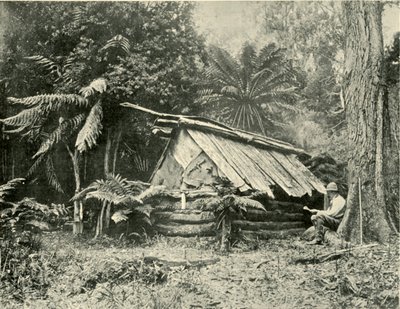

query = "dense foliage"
[
  {"left": 0, "top": 2, "right": 205, "bottom": 194},
  {"left": 197, "top": 43, "right": 300, "bottom": 136}
]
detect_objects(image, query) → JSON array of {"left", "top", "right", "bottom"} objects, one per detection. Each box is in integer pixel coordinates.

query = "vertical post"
[
  {"left": 358, "top": 177, "right": 363, "bottom": 245},
  {"left": 220, "top": 215, "right": 232, "bottom": 252},
  {"left": 181, "top": 192, "right": 186, "bottom": 210}
]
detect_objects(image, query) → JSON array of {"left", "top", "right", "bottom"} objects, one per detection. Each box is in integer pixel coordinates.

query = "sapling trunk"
[
  {"left": 220, "top": 215, "right": 232, "bottom": 252},
  {"left": 103, "top": 130, "right": 112, "bottom": 232},
  {"left": 66, "top": 145, "right": 83, "bottom": 234}
]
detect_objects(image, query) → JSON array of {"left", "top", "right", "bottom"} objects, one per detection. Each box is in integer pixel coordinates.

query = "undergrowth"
[{"left": 0, "top": 231, "right": 398, "bottom": 309}]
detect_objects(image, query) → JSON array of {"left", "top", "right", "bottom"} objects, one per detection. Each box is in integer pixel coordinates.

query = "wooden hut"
[{"left": 121, "top": 103, "right": 326, "bottom": 239}]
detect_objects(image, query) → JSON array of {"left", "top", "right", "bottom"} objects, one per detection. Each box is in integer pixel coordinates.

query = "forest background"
[{"left": 0, "top": 1, "right": 398, "bottom": 208}]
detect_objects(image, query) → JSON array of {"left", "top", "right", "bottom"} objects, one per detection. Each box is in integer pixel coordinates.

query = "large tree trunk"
[
  {"left": 66, "top": 146, "right": 83, "bottom": 234},
  {"left": 337, "top": 1, "right": 394, "bottom": 242}
]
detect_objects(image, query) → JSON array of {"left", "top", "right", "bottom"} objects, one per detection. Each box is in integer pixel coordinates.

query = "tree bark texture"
[{"left": 338, "top": 1, "right": 394, "bottom": 242}]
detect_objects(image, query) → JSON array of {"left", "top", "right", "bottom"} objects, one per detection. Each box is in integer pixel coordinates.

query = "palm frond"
[
  {"left": 33, "top": 114, "right": 86, "bottom": 158},
  {"left": 100, "top": 34, "right": 131, "bottom": 54},
  {"left": 79, "top": 78, "right": 107, "bottom": 98},
  {"left": 75, "top": 101, "right": 103, "bottom": 152},
  {"left": 0, "top": 106, "right": 43, "bottom": 127}
]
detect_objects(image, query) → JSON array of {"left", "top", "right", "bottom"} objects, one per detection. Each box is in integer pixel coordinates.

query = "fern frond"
[
  {"left": 25, "top": 220, "right": 51, "bottom": 231},
  {"left": 25, "top": 55, "right": 61, "bottom": 76},
  {"left": 1, "top": 106, "right": 43, "bottom": 127},
  {"left": 70, "top": 185, "right": 97, "bottom": 202},
  {"left": 75, "top": 102, "right": 103, "bottom": 152},
  {"left": 3, "top": 126, "right": 28, "bottom": 134},
  {"left": 27, "top": 154, "right": 46, "bottom": 177},
  {"left": 79, "top": 78, "right": 107, "bottom": 98},
  {"left": 100, "top": 174, "right": 134, "bottom": 196},
  {"left": 72, "top": 5, "right": 87, "bottom": 24},
  {"left": 0, "top": 178, "right": 25, "bottom": 198},
  {"left": 100, "top": 34, "right": 130, "bottom": 54},
  {"left": 49, "top": 203, "right": 68, "bottom": 217},
  {"left": 8, "top": 94, "right": 89, "bottom": 109},
  {"left": 18, "top": 197, "right": 50, "bottom": 213},
  {"left": 85, "top": 190, "right": 125, "bottom": 205},
  {"left": 45, "top": 156, "right": 64, "bottom": 194},
  {"left": 33, "top": 114, "right": 86, "bottom": 158},
  {"left": 228, "top": 195, "right": 266, "bottom": 211},
  {"left": 111, "top": 209, "right": 133, "bottom": 223},
  {"left": 209, "top": 46, "right": 242, "bottom": 88}
]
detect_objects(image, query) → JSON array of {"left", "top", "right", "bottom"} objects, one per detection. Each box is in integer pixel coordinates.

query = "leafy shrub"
[{"left": 0, "top": 178, "right": 67, "bottom": 302}]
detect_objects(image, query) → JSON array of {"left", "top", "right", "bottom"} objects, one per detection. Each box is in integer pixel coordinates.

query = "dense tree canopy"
[{"left": 0, "top": 2, "right": 206, "bottom": 194}]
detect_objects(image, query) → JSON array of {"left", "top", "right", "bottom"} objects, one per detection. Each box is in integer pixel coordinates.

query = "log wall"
[
  {"left": 151, "top": 209, "right": 216, "bottom": 237},
  {"left": 150, "top": 196, "right": 307, "bottom": 239},
  {"left": 235, "top": 202, "right": 307, "bottom": 240}
]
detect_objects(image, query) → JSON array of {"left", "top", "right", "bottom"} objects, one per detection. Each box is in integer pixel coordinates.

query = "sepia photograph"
[{"left": 0, "top": 1, "right": 399, "bottom": 308}]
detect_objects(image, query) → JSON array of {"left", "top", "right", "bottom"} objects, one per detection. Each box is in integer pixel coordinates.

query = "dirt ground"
[{"left": 1, "top": 232, "right": 398, "bottom": 309}]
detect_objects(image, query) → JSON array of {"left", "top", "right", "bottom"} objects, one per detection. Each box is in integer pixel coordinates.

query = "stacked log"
[
  {"left": 234, "top": 201, "right": 307, "bottom": 240},
  {"left": 151, "top": 209, "right": 216, "bottom": 237},
  {"left": 149, "top": 194, "right": 307, "bottom": 239}
]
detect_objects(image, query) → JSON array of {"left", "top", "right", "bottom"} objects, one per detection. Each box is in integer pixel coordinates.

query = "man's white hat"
[{"left": 326, "top": 182, "right": 338, "bottom": 191}]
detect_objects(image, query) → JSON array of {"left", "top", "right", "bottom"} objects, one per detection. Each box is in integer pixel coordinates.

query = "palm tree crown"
[{"left": 198, "top": 43, "right": 300, "bottom": 136}]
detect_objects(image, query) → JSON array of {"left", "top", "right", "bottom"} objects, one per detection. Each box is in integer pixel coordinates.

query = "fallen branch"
[
  {"left": 292, "top": 243, "right": 379, "bottom": 264},
  {"left": 318, "top": 243, "right": 378, "bottom": 262},
  {"left": 143, "top": 256, "right": 220, "bottom": 269}
]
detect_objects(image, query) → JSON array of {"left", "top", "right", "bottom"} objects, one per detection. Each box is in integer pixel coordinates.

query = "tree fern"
[
  {"left": 198, "top": 43, "right": 299, "bottom": 135},
  {"left": 72, "top": 174, "right": 141, "bottom": 204},
  {"left": 75, "top": 101, "right": 103, "bottom": 152},
  {"left": 33, "top": 114, "right": 86, "bottom": 158}
]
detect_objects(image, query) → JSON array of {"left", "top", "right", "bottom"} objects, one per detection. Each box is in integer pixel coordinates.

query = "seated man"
[{"left": 304, "top": 182, "right": 346, "bottom": 245}]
